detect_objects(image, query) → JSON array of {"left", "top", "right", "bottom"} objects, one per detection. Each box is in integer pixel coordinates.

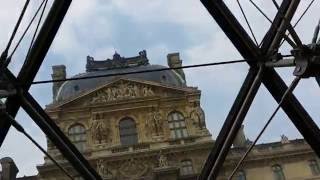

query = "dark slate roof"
[{"left": 56, "top": 64, "right": 186, "bottom": 102}]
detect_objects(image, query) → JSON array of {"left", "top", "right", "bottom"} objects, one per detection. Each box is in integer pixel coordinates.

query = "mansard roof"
[{"left": 55, "top": 50, "right": 186, "bottom": 102}]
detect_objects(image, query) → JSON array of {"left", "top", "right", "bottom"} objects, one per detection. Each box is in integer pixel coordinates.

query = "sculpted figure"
[
  {"left": 190, "top": 107, "right": 206, "bottom": 129},
  {"left": 133, "top": 84, "right": 139, "bottom": 97},
  {"left": 91, "top": 114, "right": 110, "bottom": 144},
  {"left": 142, "top": 86, "right": 148, "bottom": 96},
  {"left": 153, "top": 111, "right": 163, "bottom": 135},
  {"left": 97, "top": 160, "right": 105, "bottom": 177},
  {"left": 158, "top": 151, "right": 168, "bottom": 167},
  {"left": 147, "top": 87, "right": 154, "bottom": 96},
  {"left": 105, "top": 88, "right": 112, "bottom": 101}
]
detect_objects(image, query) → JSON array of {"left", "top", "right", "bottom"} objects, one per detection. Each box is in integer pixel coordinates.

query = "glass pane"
[
  {"left": 169, "top": 122, "right": 173, "bottom": 129},
  {"left": 170, "top": 130, "right": 176, "bottom": 138},
  {"left": 173, "top": 113, "right": 178, "bottom": 120},
  {"left": 176, "top": 130, "right": 182, "bottom": 138},
  {"left": 182, "top": 129, "right": 188, "bottom": 137},
  {"left": 120, "top": 118, "right": 138, "bottom": 145}
]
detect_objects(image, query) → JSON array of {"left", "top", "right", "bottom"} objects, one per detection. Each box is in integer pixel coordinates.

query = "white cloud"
[{"left": 1, "top": 0, "right": 320, "bottom": 177}]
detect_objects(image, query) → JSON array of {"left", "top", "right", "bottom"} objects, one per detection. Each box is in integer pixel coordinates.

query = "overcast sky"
[{"left": 0, "top": 0, "right": 319, "bottom": 177}]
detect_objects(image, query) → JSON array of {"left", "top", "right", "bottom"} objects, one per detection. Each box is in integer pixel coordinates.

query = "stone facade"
[{"left": 35, "top": 51, "right": 320, "bottom": 180}]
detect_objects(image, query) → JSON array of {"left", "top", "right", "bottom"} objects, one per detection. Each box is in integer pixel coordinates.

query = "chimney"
[
  {"left": 0, "top": 157, "right": 19, "bottom": 180},
  {"left": 167, "top": 53, "right": 186, "bottom": 84},
  {"left": 51, "top": 65, "right": 66, "bottom": 101},
  {"left": 233, "top": 125, "right": 247, "bottom": 147}
]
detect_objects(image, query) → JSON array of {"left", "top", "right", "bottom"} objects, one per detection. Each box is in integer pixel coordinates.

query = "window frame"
[
  {"left": 68, "top": 123, "right": 87, "bottom": 152},
  {"left": 180, "top": 159, "right": 194, "bottom": 175},
  {"left": 236, "top": 170, "right": 246, "bottom": 180},
  {"left": 119, "top": 117, "right": 138, "bottom": 146},
  {"left": 272, "top": 164, "right": 285, "bottom": 180},
  {"left": 168, "top": 111, "right": 188, "bottom": 139}
]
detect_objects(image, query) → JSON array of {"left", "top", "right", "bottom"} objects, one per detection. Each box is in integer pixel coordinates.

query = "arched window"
[
  {"left": 168, "top": 111, "right": 188, "bottom": 139},
  {"left": 119, "top": 117, "right": 138, "bottom": 145},
  {"left": 68, "top": 124, "right": 86, "bottom": 152},
  {"left": 236, "top": 170, "right": 246, "bottom": 180},
  {"left": 309, "top": 159, "right": 320, "bottom": 175},
  {"left": 272, "top": 164, "right": 285, "bottom": 180},
  {"left": 180, "top": 159, "right": 194, "bottom": 175}
]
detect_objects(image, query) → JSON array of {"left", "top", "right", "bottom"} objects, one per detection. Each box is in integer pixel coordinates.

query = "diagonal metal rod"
[
  {"left": 279, "top": 0, "right": 316, "bottom": 46},
  {"left": 248, "top": 0, "right": 297, "bottom": 48},
  {"left": 1, "top": 0, "right": 30, "bottom": 59},
  {"left": 0, "top": 0, "right": 102, "bottom": 179},
  {"left": 0, "top": 0, "right": 72, "bottom": 146},
  {"left": 228, "top": 76, "right": 301, "bottom": 180},
  {"left": 267, "top": 0, "right": 300, "bottom": 54},
  {"left": 271, "top": 0, "right": 303, "bottom": 48},
  {"left": 237, "top": 0, "right": 259, "bottom": 46},
  {"left": 8, "top": 0, "right": 47, "bottom": 59},
  {"left": 208, "top": 66, "right": 264, "bottom": 179},
  {"left": 200, "top": 0, "right": 320, "bottom": 179},
  {"left": 17, "top": 90, "right": 101, "bottom": 179},
  {"left": 3, "top": 113, "right": 74, "bottom": 180},
  {"left": 25, "top": 0, "right": 49, "bottom": 62},
  {"left": 293, "top": 0, "right": 315, "bottom": 27},
  {"left": 312, "top": 19, "right": 320, "bottom": 44},
  {"left": 199, "top": 67, "right": 260, "bottom": 180}
]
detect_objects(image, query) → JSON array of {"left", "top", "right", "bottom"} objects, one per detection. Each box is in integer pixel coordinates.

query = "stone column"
[
  {"left": 51, "top": 65, "right": 66, "bottom": 101},
  {"left": 0, "top": 157, "right": 19, "bottom": 180}
]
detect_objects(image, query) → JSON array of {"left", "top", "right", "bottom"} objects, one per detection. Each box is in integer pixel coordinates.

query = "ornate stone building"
[
  {"left": 37, "top": 51, "right": 212, "bottom": 180},
  {"left": 36, "top": 51, "right": 320, "bottom": 180}
]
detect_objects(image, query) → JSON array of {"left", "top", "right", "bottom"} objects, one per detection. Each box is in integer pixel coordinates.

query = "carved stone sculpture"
[
  {"left": 120, "top": 158, "right": 148, "bottom": 178},
  {"left": 90, "top": 81, "right": 155, "bottom": 104},
  {"left": 158, "top": 152, "right": 168, "bottom": 167},
  {"left": 190, "top": 106, "right": 206, "bottom": 129},
  {"left": 145, "top": 110, "right": 163, "bottom": 137},
  {"left": 90, "top": 114, "right": 110, "bottom": 144},
  {"left": 96, "top": 160, "right": 112, "bottom": 178}
]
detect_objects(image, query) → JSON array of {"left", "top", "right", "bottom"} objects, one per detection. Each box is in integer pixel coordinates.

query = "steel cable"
[
  {"left": 227, "top": 76, "right": 301, "bottom": 180},
  {"left": 237, "top": 0, "right": 259, "bottom": 46},
  {"left": 29, "top": 59, "right": 248, "bottom": 85},
  {"left": 8, "top": 0, "right": 47, "bottom": 59},
  {"left": 4, "top": 112, "right": 74, "bottom": 180}
]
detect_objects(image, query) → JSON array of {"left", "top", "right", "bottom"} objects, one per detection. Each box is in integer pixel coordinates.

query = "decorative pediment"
[
  {"left": 55, "top": 78, "right": 195, "bottom": 108},
  {"left": 88, "top": 80, "right": 155, "bottom": 105}
]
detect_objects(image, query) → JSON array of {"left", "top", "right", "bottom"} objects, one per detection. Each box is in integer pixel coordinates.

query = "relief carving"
[
  {"left": 145, "top": 109, "right": 164, "bottom": 137},
  {"left": 159, "top": 155, "right": 168, "bottom": 167},
  {"left": 96, "top": 160, "right": 112, "bottom": 178},
  {"left": 90, "top": 113, "right": 111, "bottom": 144},
  {"left": 119, "top": 158, "right": 148, "bottom": 178},
  {"left": 158, "top": 151, "right": 169, "bottom": 168},
  {"left": 190, "top": 106, "right": 206, "bottom": 129},
  {"left": 90, "top": 81, "right": 155, "bottom": 104}
]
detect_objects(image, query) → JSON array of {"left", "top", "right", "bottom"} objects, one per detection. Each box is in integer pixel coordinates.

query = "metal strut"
[
  {"left": 200, "top": 0, "right": 320, "bottom": 179},
  {"left": 0, "top": 0, "right": 102, "bottom": 179}
]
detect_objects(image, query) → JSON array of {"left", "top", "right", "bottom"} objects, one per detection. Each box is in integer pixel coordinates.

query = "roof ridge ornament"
[{"left": 86, "top": 50, "right": 149, "bottom": 72}]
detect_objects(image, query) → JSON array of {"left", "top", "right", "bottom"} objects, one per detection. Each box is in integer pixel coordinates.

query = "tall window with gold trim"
[
  {"left": 168, "top": 111, "right": 188, "bottom": 139},
  {"left": 68, "top": 124, "right": 86, "bottom": 152}
]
